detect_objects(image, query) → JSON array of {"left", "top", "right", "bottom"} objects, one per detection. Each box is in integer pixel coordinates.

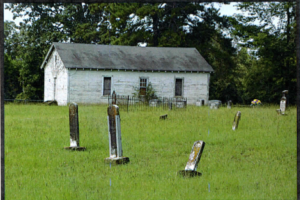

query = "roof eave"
[
  {"left": 40, "top": 44, "right": 55, "bottom": 69},
  {"left": 66, "top": 67, "right": 213, "bottom": 73}
]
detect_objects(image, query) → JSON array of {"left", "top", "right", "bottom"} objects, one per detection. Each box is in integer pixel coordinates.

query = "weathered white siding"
[
  {"left": 44, "top": 50, "right": 68, "bottom": 105},
  {"left": 68, "top": 70, "right": 210, "bottom": 105}
]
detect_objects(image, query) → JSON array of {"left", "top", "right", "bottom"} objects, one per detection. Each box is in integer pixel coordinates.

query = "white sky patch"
[
  {"left": 4, "top": 3, "right": 243, "bottom": 26},
  {"left": 216, "top": 3, "right": 243, "bottom": 16},
  {"left": 4, "top": 3, "right": 29, "bottom": 26}
]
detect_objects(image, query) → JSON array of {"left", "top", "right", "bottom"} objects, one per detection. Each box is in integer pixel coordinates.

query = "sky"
[{"left": 3, "top": 3, "right": 243, "bottom": 25}]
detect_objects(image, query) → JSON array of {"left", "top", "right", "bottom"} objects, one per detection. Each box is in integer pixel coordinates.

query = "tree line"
[{"left": 4, "top": 2, "right": 297, "bottom": 105}]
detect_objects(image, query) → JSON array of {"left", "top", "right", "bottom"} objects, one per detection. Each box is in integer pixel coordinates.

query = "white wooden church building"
[{"left": 40, "top": 43, "right": 214, "bottom": 106}]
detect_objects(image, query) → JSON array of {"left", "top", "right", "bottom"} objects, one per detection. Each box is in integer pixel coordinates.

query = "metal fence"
[
  {"left": 4, "top": 99, "right": 44, "bottom": 104},
  {"left": 108, "top": 95, "right": 187, "bottom": 112}
]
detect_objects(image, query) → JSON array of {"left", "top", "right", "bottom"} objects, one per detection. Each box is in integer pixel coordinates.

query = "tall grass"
[{"left": 5, "top": 104, "right": 296, "bottom": 199}]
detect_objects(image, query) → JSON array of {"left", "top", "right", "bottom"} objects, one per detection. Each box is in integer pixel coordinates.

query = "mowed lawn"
[{"left": 4, "top": 104, "right": 296, "bottom": 199}]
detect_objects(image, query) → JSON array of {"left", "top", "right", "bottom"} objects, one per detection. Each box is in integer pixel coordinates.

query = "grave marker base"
[
  {"left": 276, "top": 109, "right": 287, "bottom": 115},
  {"left": 64, "top": 146, "right": 86, "bottom": 151},
  {"left": 105, "top": 157, "right": 130, "bottom": 165},
  {"left": 177, "top": 170, "right": 202, "bottom": 177}
]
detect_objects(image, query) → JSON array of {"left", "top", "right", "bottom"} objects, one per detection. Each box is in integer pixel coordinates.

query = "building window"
[
  {"left": 103, "top": 77, "right": 111, "bottom": 95},
  {"left": 140, "top": 78, "right": 147, "bottom": 95},
  {"left": 175, "top": 79, "right": 183, "bottom": 96}
]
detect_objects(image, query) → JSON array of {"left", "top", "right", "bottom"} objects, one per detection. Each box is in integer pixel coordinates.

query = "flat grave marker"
[
  {"left": 160, "top": 114, "right": 168, "bottom": 120},
  {"left": 178, "top": 140, "right": 205, "bottom": 177},
  {"left": 64, "top": 102, "right": 86, "bottom": 151}
]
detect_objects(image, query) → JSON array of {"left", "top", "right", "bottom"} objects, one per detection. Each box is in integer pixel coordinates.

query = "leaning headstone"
[
  {"left": 227, "top": 100, "right": 232, "bottom": 109},
  {"left": 178, "top": 141, "right": 205, "bottom": 177},
  {"left": 279, "top": 90, "right": 288, "bottom": 115},
  {"left": 105, "top": 105, "right": 129, "bottom": 165},
  {"left": 232, "top": 111, "right": 241, "bottom": 131},
  {"left": 64, "top": 103, "right": 86, "bottom": 151}
]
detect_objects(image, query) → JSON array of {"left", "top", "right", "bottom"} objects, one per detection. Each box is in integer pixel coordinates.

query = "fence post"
[{"left": 127, "top": 95, "right": 129, "bottom": 113}]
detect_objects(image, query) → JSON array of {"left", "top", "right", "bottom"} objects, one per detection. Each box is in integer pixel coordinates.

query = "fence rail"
[
  {"left": 4, "top": 99, "right": 44, "bottom": 104},
  {"left": 108, "top": 95, "right": 187, "bottom": 112}
]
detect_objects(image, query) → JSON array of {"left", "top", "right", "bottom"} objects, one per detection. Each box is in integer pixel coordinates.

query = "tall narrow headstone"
[
  {"left": 105, "top": 104, "right": 129, "bottom": 164},
  {"left": 178, "top": 141, "right": 205, "bottom": 177},
  {"left": 232, "top": 111, "right": 241, "bottom": 131},
  {"left": 279, "top": 90, "right": 288, "bottom": 115},
  {"left": 227, "top": 100, "right": 232, "bottom": 109},
  {"left": 64, "top": 103, "right": 86, "bottom": 151}
]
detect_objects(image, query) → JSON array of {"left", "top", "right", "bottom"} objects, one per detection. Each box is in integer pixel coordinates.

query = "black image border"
[{"left": 0, "top": 0, "right": 298, "bottom": 199}]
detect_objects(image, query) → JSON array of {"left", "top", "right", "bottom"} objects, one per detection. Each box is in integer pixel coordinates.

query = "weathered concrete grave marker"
[
  {"left": 178, "top": 140, "right": 205, "bottom": 177},
  {"left": 276, "top": 109, "right": 281, "bottom": 115},
  {"left": 105, "top": 104, "right": 129, "bottom": 165},
  {"left": 112, "top": 90, "right": 117, "bottom": 105},
  {"left": 210, "top": 103, "right": 219, "bottom": 109},
  {"left": 232, "top": 111, "right": 241, "bottom": 131},
  {"left": 196, "top": 99, "right": 205, "bottom": 106},
  {"left": 227, "top": 100, "right": 232, "bottom": 109},
  {"left": 209, "top": 100, "right": 221, "bottom": 109},
  {"left": 279, "top": 90, "right": 288, "bottom": 115},
  {"left": 160, "top": 114, "right": 168, "bottom": 120},
  {"left": 64, "top": 102, "right": 86, "bottom": 151}
]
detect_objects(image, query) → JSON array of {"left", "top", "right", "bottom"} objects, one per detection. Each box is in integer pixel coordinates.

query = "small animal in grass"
[{"left": 159, "top": 114, "right": 168, "bottom": 120}]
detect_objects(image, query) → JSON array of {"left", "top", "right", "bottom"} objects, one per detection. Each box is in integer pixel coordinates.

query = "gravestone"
[
  {"left": 160, "top": 114, "right": 168, "bottom": 120},
  {"left": 196, "top": 99, "right": 205, "bottom": 106},
  {"left": 178, "top": 140, "right": 205, "bottom": 177},
  {"left": 149, "top": 99, "right": 157, "bottom": 107},
  {"left": 276, "top": 109, "right": 281, "bottom": 115},
  {"left": 232, "top": 111, "right": 241, "bottom": 131},
  {"left": 208, "top": 100, "right": 221, "bottom": 109},
  {"left": 112, "top": 90, "right": 117, "bottom": 105},
  {"left": 176, "top": 102, "right": 184, "bottom": 108},
  {"left": 279, "top": 90, "right": 288, "bottom": 115},
  {"left": 210, "top": 103, "right": 219, "bottom": 109},
  {"left": 64, "top": 103, "right": 86, "bottom": 151},
  {"left": 105, "top": 104, "right": 129, "bottom": 165},
  {"left": 227, "top": 100, "right": 232, "bottom": 109}
]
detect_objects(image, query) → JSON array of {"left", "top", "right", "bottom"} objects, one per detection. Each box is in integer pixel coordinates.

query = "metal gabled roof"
[{"left": 41, "top": 42, "right": 214, "bottom": 72}]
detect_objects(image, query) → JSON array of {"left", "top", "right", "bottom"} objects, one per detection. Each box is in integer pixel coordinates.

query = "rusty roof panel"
[{"left": 52, "top": 43, "right": 213, "bottom": 72}]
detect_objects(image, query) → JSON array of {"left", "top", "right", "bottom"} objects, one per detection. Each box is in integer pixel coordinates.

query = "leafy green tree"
[
  {"left": 229, "top": 2, "right": 296, "bottom": 104},
  {"left": 5, "top": 3, "right": 109, "bottom": 99},
  {"left": 5, "top": 3, "right": 240, "bottom": 103}
]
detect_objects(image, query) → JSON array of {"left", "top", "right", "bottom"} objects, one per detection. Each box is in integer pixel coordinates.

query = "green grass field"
[{"left": 4, "top": 104, "right": 296, "bottom": 199}]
